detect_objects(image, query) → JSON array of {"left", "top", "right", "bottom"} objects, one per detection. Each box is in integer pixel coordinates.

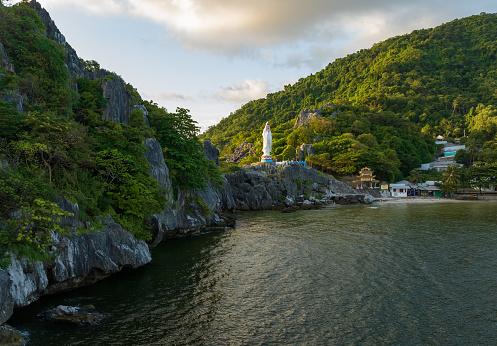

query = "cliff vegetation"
[{"left": 0, "top": 1, "right": 220, "bottom": 267}]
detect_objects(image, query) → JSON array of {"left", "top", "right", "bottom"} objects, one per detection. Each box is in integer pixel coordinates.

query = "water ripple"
[{"left": 9, "top": 202, "right": 497, "bottom": 345}]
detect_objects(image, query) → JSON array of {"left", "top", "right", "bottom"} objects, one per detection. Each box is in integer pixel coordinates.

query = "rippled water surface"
[{"left": 10, "top": 202, "right": 497, "bottom": 345}]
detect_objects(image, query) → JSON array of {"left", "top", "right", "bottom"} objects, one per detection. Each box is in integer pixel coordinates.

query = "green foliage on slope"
[
  {"left": 146, "top": 103, "right": 222, "bottom": 192},
  {"left": 0, "top": 2, "right": 218, "bottom": 264},
  {"left": 201, "top": 13, "right": 497, "bottom": 180},
  {"left": 0, "top": 2, "right": 73, "bottom": 114}
]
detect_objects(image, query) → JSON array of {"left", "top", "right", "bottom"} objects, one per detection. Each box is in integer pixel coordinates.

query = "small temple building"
[{"left": 353, "top": 167, "right": 379, "bottom": 189}]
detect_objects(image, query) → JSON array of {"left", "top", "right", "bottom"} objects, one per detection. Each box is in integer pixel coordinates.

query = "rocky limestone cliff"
[
  {"left": 293, "top": 103, "right": 339, "bottom": 128},
  {"left": 28, "top": 0, "right": 143, "bottom": 126},
  {"left": 225, "top": 141, "right": 254, "bottom": 163},
  {"left": 0, "top": 43, "right": 14, "bottom": 74},
  {"left": 102, "top": 76, "right": 134, "bottom": 125},
  {"left": 0, "top": 270, "right": 12, "bottom": 325},
  {"left": 143, "top": 138, "right": 172, "bottom": 192},
  {"left": 28, "top": 0, "right": 86, "bottom": 79},
  {"left": 0, "top": 199, "right": 151, "bottom": 324},
  {"left": 0, "top": 43, "right": 26, "bottom": 113},
  {"left": 0, "top": 138, "right": 371, "bottom": 326},
  {"left": 0, "top": 4, "right": 372, "bottom": 326},
  {"left": 224, "top": 163, "right": 359, "bottom": 210},
  {"left": 143, "top": 138, "right": 235, "bottom": 246},
  {"left": 297, "top": 143, "right": 316, "bottom": 161},
  {"left": 203, "top": 140, "right": 220, "bottom": 166}
]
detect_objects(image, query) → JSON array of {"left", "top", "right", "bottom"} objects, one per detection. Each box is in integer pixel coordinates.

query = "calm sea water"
[{"left": 9, "top": 202, "right": 497, "bottom": 345}]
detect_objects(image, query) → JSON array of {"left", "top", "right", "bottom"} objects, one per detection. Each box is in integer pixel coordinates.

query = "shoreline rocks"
[
  {"left": 0, "top": 324, "right": 23, "bottom": 346},
  {"left": 0, "top": 1, "right": 373, "bottom": 334},
  {"left": 0, "top": 143, "right": 371, "bottom": 328},
  {"left": 40, "top": 305, "right": 107, "bottom": 325}
]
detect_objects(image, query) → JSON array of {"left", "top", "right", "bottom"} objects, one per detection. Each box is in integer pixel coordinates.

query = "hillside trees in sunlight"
[{"left": 201, "top": 13, "right": 497, "bottom": 181}]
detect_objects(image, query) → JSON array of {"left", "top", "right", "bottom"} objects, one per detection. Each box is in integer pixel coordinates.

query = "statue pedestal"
[{"left": 261, "top": 155, "right": 273, "bottom": 163}]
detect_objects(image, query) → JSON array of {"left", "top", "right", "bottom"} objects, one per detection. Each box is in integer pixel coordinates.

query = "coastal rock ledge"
[
  {"left": 0, "top": 208, "right": 152, "bottom": 326},
  {"left": 0, "top": 142, "right": 372, "bottom": 326}
]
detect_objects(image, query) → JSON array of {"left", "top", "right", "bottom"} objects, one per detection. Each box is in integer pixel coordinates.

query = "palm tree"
[
  {"left": 442, "top": 165, "right": 460, "bottom": 195},
  {"left": 466, "top": 138, "right": 478, "bottom": 166},
  {"left": 408, "top": 168, "right": 423, "bottom": 185}
]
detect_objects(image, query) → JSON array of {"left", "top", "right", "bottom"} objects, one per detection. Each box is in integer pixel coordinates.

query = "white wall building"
[{"left": 389, "top": 183, "right": 409, "bottom": 197}]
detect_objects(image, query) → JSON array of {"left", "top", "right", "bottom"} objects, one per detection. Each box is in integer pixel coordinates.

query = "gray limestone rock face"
[
  {"left": 56, "top": 197, "right": 80, "bottom": 228},
  {"left": 1, "top": 199, "right": 152, "bottom": 323},
  {"left": 29, "top": 0, "right": 66, "bottom": 45},
  {"left": 293, "top": 104, "right": 337, "bottom": 128},
  {"left": 196, "top": 183, "right": 221, "bottom": 212},
  {"left": 133, "top": 105, "right": 150, "bottom": 127},
  {"left": 294, "top": 109, "right": 323, "bottom": 128},
  {"left": 216, "top": 179, "right": 236, "bottom": 211},
  {"left": 363, "top": 194, "right": 375, "bottom": 203},
  {"left": 29, "top": 0, "right": 86, "bottom": 79},
  {"left": 0, "top": 89, "right": 26, "bottom": 113},
  {"left": 297, "top": 149, "right": 305, "bottom": 161},
  {"left": 223, "top": 162, "right": 372, "bottom": 211},
  {"left": 301, "top": 143, "right": 315, "bottom": 157},
  {"left": 224, "top": 163, "right": 333, "bottom": 211},
  {"left": 0, "top": 269, "right": 13, "bottom": 324},
  {"left": 85, "top": 69, "right": 109, "bottom": 81},
  {"left": 0, "top": 44, "right": 25, "bottom": 112},
  {"left": 143, "top": 138, "right": 172, "bottom": 193},
  {"left": 328, "top": 178, "right": 357, "bottom": 194},
  {"left": 102, "top": 76, "right": 133, "bottom": 125},
  {"left": 47, "top": 221, "right": 152, "bottom": 294},
  {"left": 300, "top": 200, "right": 314, "bottom": 210},
  {"left": 203, "top": 140, "right": 220, "bottom": 166},
  {"left": 0, "top": 43, "right": 14, "bottom": 74},
  {"left": 225, "top": 141, "right": 254, "bottom": 163},
  {"left": 8, "top": 255, "right": 49, "bottom": 308}
]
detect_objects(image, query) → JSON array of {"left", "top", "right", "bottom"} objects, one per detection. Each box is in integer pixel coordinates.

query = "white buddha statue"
[{"left": 262, "top": 122, "right": 272, "bottom": 161}]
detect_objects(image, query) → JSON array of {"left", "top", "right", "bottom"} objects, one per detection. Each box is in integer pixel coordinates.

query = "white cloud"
[
  {"left": 40, "top": 0, "right": 126, "bottom": 15},
  {"left": 35, "top": 0, "right": 497, "bottom": 67},
  {"left": 148, "top": 91, "right": 190, "bottom": 101},
  {"left": 217, "top": 79, "right": 270, "bottom": 104}
]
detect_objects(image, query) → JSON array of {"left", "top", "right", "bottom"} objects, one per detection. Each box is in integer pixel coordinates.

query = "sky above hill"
[{"left": 9, "top": 0, "right": 497, "bottom": 131}]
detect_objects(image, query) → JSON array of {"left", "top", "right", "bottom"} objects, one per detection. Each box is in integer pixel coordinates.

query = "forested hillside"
[
  {"left": 0, "top": 1, "right": 219, "bottom": 265},
  {"left": 202, "top": 13, "right": 497, "bottom": 181}
]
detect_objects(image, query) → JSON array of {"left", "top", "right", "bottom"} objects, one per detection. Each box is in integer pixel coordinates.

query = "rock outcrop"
[
  {"left": 29, "top": 0, "right": 86, "bottom": 79},
  {"left": 2, "top": 199, "right": 152, "bottom": 323},
  {"left": 143, "top": 138, "right": 171, "bottom": 192},
  {"left": 0, "top": 89, "right": 26, "bottom": 113},
  {"left": 0, "top": 43, "right": 14, "bottom": 74},
  {"left": 102, "top": 76, "right": 134, "bottom": 125},
  {"left": 224, "top": 163, "right": 365, "bottom": 211},
  {"left": 293, "top": 103, "right": 339, "bottom": 128},
  {"left": 203, "top": 140, "right": 220, "bottom": 166},
  {"left": 331, "top": 194, "right": 375, "bottom": 205},
  {"left": 225, "top": 141, "right": 254, "bottom": 163},
  {"left": 0, "top": 3, "right": 374, "bottom": 326},
  {"left": 0, "top": 270, "right": 13, "bottom": 325},
  {"left": 0, "top": 44, "right": 26, "bottom": 113},
  {"left": 41, "top": 305, "right": 107, "bottom": 325},
  {"left": 0, "top": 324, "right": 23, "bottom": 345},
  {"left": 297, "top": 143, "right": 315, "bottom": 161}
]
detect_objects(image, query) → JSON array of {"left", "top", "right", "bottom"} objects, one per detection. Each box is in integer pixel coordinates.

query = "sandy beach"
[{"left": 373, "top": 197, "right": 488, "bottom": 204}]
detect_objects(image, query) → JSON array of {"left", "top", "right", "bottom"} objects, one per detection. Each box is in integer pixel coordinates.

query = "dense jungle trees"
[
  {"left": 0, "top": 2, "right": 218, "bottom": 264},
  {"left": 201, "top": 13, "right": 497, "bottom": 181}
]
